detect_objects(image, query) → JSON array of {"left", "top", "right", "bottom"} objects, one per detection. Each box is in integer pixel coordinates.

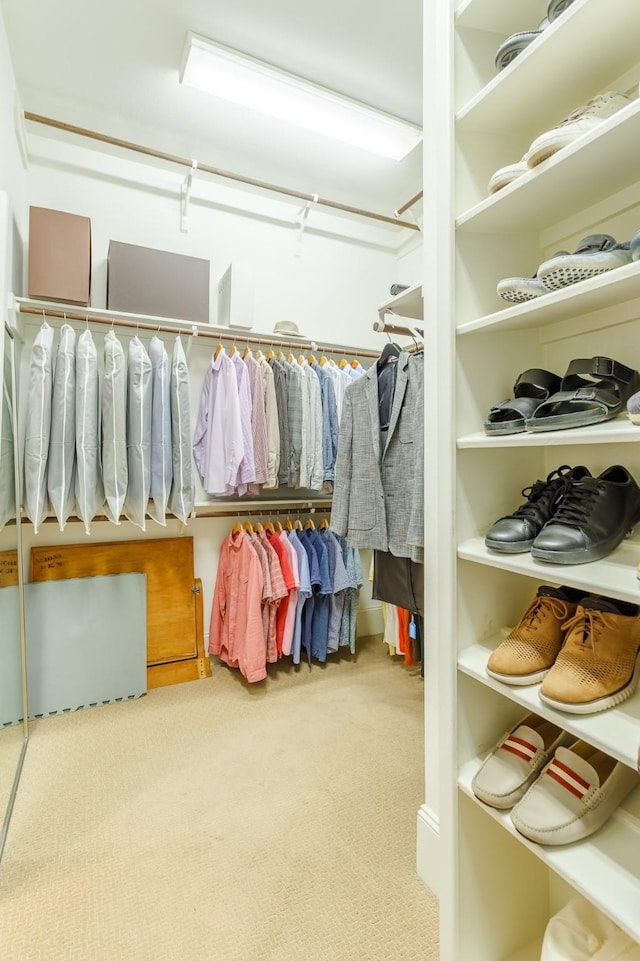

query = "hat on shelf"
[{"left": 272, "top": 320, "right": 307, "bottom": 339}]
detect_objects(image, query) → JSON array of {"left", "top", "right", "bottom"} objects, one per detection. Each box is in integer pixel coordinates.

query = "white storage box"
[{"left": 217, "top": 263, "right": 254, "bottom": 329}]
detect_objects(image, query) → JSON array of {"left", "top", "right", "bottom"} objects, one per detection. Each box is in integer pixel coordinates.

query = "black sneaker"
[
  {"left": 485, "top": 465, "right": 590, "bottom": 554},
  {"left": 531, "top": 465, "right": 640, "bottom": 564}
]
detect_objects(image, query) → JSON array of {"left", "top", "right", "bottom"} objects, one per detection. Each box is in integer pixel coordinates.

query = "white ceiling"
[{"left": 1, "top": 0, "right": 423, "bottom": 219}]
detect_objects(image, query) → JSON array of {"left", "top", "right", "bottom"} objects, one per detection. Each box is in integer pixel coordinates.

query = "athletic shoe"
[
  {"left": 537, "top": 234, "right": 632, "bottom": 290},
  {"left": 488, "top": 157, "right": 529, "bottom": 195},
  {"left": 525, "top": 92, "right": 632, "bottom": 168}
]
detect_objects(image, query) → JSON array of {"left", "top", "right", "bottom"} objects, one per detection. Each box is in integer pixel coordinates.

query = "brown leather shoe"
[
  {"left": 539, "top": 597, "right": 640, "bottom": 714},
  {"left": 487, "top": 586, "right": 584, "bottom": 685}
]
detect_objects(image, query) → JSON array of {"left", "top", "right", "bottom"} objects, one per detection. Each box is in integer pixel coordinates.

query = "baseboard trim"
[{"left": 416, "top": 803, "right": 440, "bottom": 898}]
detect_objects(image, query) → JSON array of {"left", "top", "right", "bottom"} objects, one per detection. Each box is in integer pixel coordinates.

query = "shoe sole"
[
  {"left": 498, "top": 290, "right": 543, "bottom": 303},
  {"left": 628, "top": 412, "right": 640, "bottom": 425},
  {"left": 539, "top": 263, "right": 626, "bottom": 290},
  {"left": 539, "top": 651, "right": 640, "bottom": 714},
  {"left": 547, "top": 0, "right": 575, "bottom": 21},
  {"left": 531, "top": 521, "right": 640, "bottom": 564},
  {"left": 485, "top": 538, "right": 535, "bottom": 553},
  {"left": 486, "top": 666, "right": 550, "bottom": 686}
]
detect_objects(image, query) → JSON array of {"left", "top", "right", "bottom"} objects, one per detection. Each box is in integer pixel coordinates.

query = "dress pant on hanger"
[{"left": 372, "top": 549, "right": 424, "bottom": 617}]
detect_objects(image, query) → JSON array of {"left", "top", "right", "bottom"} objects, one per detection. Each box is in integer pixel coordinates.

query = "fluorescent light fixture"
[{"left": 180, "top": 32, "right": 422, "bottom": 161}]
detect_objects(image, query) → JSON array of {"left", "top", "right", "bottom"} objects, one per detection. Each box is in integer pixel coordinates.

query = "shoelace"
[
  {"left": 512, "top": 465, "right": 574, "bottom": 523},
  {"left": 517, "top": 595, "right": 569, "bottom": 630},
  {"left": 560, "top": 93, "right": 622, "bottom": 126},
  {"left": 547, "top": 482, "right": 598, "bottom": 529},
  {"left": 561, "top": 607, "right": 617, "bottom": 654}
]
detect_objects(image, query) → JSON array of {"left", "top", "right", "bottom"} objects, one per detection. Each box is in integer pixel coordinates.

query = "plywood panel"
[
  {"left": 30, "top": 537, "right": 196, "bottom": 665},
  {"left": 0, "top": 549, "right": 19, "bottom": 588}
]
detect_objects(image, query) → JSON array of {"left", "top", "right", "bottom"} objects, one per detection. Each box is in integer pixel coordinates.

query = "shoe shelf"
[
  {"left": 456, "top": 98, "right": 640, "bottom": 232},
  {"left": 454, "top": 0, "right": 542, "bottom": 35},
  {"left": 376, "top": 282, "right": 424, "bottom": 322},
  {"left": 457, "top": 261, "right": 640, "bottom": 336},
  {"left": 458, "top": 762, "right": 640, "bottom": 943},
  {"left": 456, "top": 0, "right": 640, "bottom": 133},
  {"left": 458, "top": 641, "right": 640, "bottom": 771},
  {"left": 457, "top": 419, "right": 640, "bottom": 450},
  {"left": 457, "top": 536, "right": 640, "bottom": 607}
]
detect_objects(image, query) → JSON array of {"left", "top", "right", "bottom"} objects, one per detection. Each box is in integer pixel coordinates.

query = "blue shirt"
[
  {"left": 296, "top": 531, "right": 321, "bottom": 664},
  {"left": 306, "top": 528, "right": 332, "bottom": 661},
  {"left": 311, "top": 362, "right": 339, "bottom": 483},
  {"left": 288, "top": 531, "right": 311, "bottom": 665}
]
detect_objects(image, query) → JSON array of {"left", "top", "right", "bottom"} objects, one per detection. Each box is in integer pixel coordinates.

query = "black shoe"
[
  {"left": 485, "top": 465, "right": 589, "bottom": 553},
  {"left": 531, "top": 465, "right": 640, "bottom": 564}
]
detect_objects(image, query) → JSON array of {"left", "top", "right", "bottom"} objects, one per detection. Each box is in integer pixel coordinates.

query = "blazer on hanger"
[{"left": 330, "top": 350, "right": 423, "bottom": 562}]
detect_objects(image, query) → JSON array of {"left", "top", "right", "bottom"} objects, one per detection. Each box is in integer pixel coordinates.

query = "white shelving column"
[{"left": 425, "top": 0, "right": 640, "bottom": 958}]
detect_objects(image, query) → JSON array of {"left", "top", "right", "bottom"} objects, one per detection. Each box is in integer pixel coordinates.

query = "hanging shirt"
[
  {"left": 243, "top": 353, "right": 269, "bottom": 488},
  {"left": 266, "top": 529, "right": 296, "bottom": 657},
  {"left": 193, "top": 349, "right": 244, "bottom": 496},
  {"left": 295, "top": 530, "right": 321, "bottom": 664},
  {"left": 257, "top": 531, "right": 287, "bottom": 662},
  {"left": 305, "top": 528, "right": 332, "bottom": 662},
  {"left": 270, "top": 358, "right": 290, "bottom": 486},
  {"left": 283, "top": 359, "right": 303, "bottom": 486},
  {"left": 249, "top": 533, "right": 274, "bottom": 647},
  {"left": 334, "top": 534, "right": 363, "bottom": 654},
  {"left": 209, "top": 529, "right": 265, "bottom": 682},
  {"left": 348, "top": 362, "right": 366, "bottom": 381},
  {"left": 258, "top": 357, "right": 280, "bottom": 489},
  {"left": 287, "top": 530, "right": 311, "bottom": 663},
  {"left": 300, "top": 363, "right": 323, "bottom": 490},
  {"left": 277, "top": 531, "right": 300, "bottom": 657},
  {"left": 230, "top": 351, "right": 256, "bottom": 495},
  {"left": 320, "top": 528, "right": 352, "bottom": 655},
  {"left": 311, "top": 361, "right": 339, "bottom": 484}
]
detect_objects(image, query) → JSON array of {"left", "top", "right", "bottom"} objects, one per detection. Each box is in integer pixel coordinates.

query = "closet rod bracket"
[{"left": 180, "top": 159, "right": 198, "bottom": 233}]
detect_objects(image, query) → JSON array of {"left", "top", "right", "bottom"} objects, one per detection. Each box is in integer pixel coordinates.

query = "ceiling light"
[{"left": 180, "top": 32, "right": 422, "bottom": 161}]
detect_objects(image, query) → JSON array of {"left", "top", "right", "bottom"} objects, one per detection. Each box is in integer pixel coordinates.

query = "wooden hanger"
[
  {"left": 319, "top": 517, "right": 329, "bottom": 529},
  {"left": 297, "top": 354, "right": 305, "bottom": 365},
  {"left": 266, "top": 349, "right": 275, "bottom": 361},
  {"left": 254, "top": 521, "right": 264, "bottom": 533},
  {"left": 304, "top": 517, "right": 315, "bottom": 531},
  {"left": 287, "top": 352, "right": 295, "bottom": 363},
  {"left": 232, "top": 521, "right": 243, "bottom": 535},
  {"left": 339, "top": 358, "right": 349, "bottom": 369},
  {"left": 351, "top": 359, "right": 360, "bottom": 368},
  {"left": 274, "top": 520, "right": 283, "bottom": 533},
  {"left": 263, "top": 520, "right": 275, "bottom": 533},
  {"left": 276, "top": 350, "right": 285, "bottom": 361},
  {"left": 255, "top": 349, "right": 264, "bottom": 361},
  {"left": 319, "top": 355, "right": 328, "bottom": 366},
  {"left": 243, "top": 345, "right": 252, "bottom": 358},
  {"left": 229, "top": 345, "right": 238, "bottom": 356},
  {"left": 284, "top": 518, "right": 293, "bottom": 531},
  {"left": 214, "top": 343, "right": 223, "bottom": 360},
  {"left": 308, "top": 354, "right": 316, "bottom": 365},
  {"left": 243, "top": 521, "right": 254, "bottom": 536},
  {"left": 293, "top": 519, "right": 303, "bottom": 530}
]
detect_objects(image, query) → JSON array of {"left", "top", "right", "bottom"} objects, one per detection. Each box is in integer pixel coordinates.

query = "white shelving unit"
[
  {"left": 423, "top": 1, "right": 640, "bottom": 958},
  {"left": 376, "top": 281, "right": 423, "bottom": 322}
]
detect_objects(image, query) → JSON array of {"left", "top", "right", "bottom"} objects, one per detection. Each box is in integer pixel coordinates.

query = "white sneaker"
[
  {"left": 510, "top": 741, "right": 640, "bottom": 845},
  {"left": 525, "top": 91, "right": 632, "bottom": 168},
  {"left": 471, "top": 713, "right": 573, "bottom": 809},
  {"left": 487, "top": 157, "right": 530, "bottom": 195}
]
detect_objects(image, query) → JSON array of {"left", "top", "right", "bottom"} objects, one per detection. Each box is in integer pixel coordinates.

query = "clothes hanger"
[
  {"left": 284, "top": 518, "right": 293, "bottom": 532},
  {"left": 273, "top": 520, "right": 283, "bottom": 533},
  {"left": 255, "top": 348, "right": 264, "bottom": 361},
  {"left": 266, "top": 348, "right": 275, "bottom": 361},
  {"left": 307, "top": 354, "right": 316, "bottom": 365},
  {"left": 243, "top": 345, "right": 252, "bottom": 358},
  {"left": 214, "top": 342, "right": 224, "bottom": 360},
  {"left": 304, "top": 517, "right": 315, "bottom": 531},
  {"left": 319, "top": 355, "right": 328, "bottom": 366},
  {"left": 287, "top": 352, "right": 295, "bottom": 363},
  {"left": 339, "top": 358, "right": 349, "bottom": 369},
  {"left": 232, "top": 521, "right": 243, "bottom": 536},
  {"left": 350, "top": 358, "right": 360, "bottom": 368},
  {"left": 243, "top": 520, "right": 254, "bottom": 535},
  {"left": 276, "top": 350, "right": 285, "bottom": 361},
  {"left": 297, "top": 354, "right": 306, "bottom": 365},
  {"left": 319, "top": 517, "right": 329, "bottom": 529},
  {"left": 376, "top": 340, "right": 401, "bottom": 372},
  {"left": 254, "top": 521, "right": 264, "bottom": 533},
  {"left": 263, "top": 519, "right": 275, "bottom": 533},
  {"left": 293, "top": 519, "right": 303, "bottom": 530}
]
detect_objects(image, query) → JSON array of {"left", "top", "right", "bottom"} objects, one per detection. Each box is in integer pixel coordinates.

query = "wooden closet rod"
[
  {"left": 372, "top": 319, "right": 424, "bottom": 338},
  {"left": 395, "top": 190, "right": 423, "bottom": 217},
  {"left": 26, "top": 504, "right": 332, "bottom": 526},
  {"left": 18, "top": 304, "right": 380, "bottom": 360},
  {"left": 24, "top": 112, "right": 420, "bottom": 233}
]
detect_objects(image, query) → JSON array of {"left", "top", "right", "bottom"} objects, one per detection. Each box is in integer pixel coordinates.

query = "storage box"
[
  {"left": 107, "top": 241, "right": 210, "bottom": 324},
  {"left": 217, "top": 263, "right": 254, "bottom": 329},
  {"left": 28, "top": 206, "right": 92, "bottom": 306}
]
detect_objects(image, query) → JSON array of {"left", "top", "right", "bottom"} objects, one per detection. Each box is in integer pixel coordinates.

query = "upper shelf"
[
  {"left": 376, "top": 282, "right": 423, "bottom": 322},
  {"left": 456, "top": 97, "right": 640, "bottom": 232},
  {"left": 457, "top": 418, "right": 640, "bottom": 450},
  {"left": 456, "top": 0, "right": 640, "bottom": 134}
]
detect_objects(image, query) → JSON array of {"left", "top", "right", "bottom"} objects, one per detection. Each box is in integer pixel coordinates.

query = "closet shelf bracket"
[{"left": 180, "top": 159, "right": 198, "bottom": 233}]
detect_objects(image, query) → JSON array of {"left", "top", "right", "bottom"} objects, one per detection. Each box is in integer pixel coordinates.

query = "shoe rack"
[{"left": 423, "top": 1, "right": 640, "bottom": 958}]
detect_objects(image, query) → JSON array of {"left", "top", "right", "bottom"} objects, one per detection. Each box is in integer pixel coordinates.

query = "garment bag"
[
  {"left": 124, "top": 336, "right": 152, "bottom": 531},
  {"left": 75, "top": 329, "right": 104, "bottom": 535},
  {"left": 48, "top": 323, "right": 76, "bottom": 530},
  {"left": 169, "top": 336, "right": 194, "bottom": 524},
  {"left": 102, "top": 329, "right": 128, "bottom": 524},
  {"left": 148, "top": 336, "right": 172, "bottom": 525},
  {"left": 23, "top": 320, "right": 54, "bottom": 533}
]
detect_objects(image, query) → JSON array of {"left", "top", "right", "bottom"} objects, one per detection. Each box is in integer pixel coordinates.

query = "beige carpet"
[{"left": 0, "top": 637, "right": 438, "bottom": 961}]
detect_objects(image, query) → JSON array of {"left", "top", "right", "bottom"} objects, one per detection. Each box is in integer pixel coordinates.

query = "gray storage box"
[{"left": 107, "top": 240, "right": 210, "bottom": 323}]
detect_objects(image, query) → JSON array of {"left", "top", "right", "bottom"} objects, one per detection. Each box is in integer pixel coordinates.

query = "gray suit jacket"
[{"left": 331, "top": 351, "right": 423, "bottom": 562}]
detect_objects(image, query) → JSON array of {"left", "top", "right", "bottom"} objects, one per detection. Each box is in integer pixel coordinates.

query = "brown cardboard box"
[
  {"left": 107, "top": 241, "right": 210, "bottom": 323},
  {"left": 28, "top": 206, "right": 92, "bottom": 306}
]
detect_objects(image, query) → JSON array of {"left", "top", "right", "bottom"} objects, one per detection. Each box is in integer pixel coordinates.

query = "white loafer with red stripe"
[
  {"left": 510, "top": 741, "right": 640, "bottom": 845},
  {"left": 472, "top": 714, "right": 573, "bottom": 810}
]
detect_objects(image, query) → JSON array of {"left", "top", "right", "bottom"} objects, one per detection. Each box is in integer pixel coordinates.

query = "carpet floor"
[{"left": 0, "top": 637, "right": 438, "bottom": 961}]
